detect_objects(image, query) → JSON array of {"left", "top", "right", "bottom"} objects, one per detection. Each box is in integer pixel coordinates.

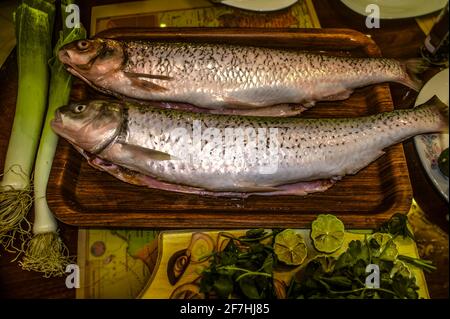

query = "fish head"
[
  {"left": 51, "top": 100, "right": 123, "bottom": 154},
  {"left": 58, "top": 38, "right": 124, "bottom": 82}
]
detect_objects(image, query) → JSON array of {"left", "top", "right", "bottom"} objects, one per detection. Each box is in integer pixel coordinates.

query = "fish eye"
[
  {"left": 77, "top": 40, "right": 90, "bottom": 51},
  {"left": 73, "top": 104, "right": 87, "bottom": 113}
]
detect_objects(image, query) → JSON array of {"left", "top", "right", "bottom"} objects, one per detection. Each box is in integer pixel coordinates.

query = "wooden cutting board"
[{"left": 46, "top": 28, "right": 413, "bottom": 228}]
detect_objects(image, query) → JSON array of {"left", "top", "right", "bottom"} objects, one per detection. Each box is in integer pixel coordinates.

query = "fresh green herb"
[
  {"left": 397, "top": 255, "right": 437, "bottom": 273},
  {"left": 199, "top": 214, "right": 434, "bottom": 299},
  {"left": 287, "top": 237, "right": 422, "bottom": 299},
  {"left": 199, "top": 229, "right": 277, "bottom": 299},
  {"left": 376, "top": 213, "right": 436, "bottom": 273},
  {"left": 376, "top": 213, "right": 415, "bottom": 240}
]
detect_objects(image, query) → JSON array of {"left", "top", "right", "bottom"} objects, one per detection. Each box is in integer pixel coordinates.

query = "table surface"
[{"left": 0, "top": 0, "right": 448, "bottom": 298}]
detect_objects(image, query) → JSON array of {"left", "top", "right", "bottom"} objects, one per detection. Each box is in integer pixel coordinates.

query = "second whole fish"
[
  {"left": 50, "top": 96, "right": 448, "bottom": 197},
  {"left": 58, "top": 38, "right": 426, "bottom": 116}
]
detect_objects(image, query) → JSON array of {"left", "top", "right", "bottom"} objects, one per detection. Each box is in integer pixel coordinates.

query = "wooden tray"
[{"left": 47, "top": 28, "right": 413, "bottom": 229}]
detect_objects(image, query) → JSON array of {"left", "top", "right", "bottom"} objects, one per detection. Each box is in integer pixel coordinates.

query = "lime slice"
[
  {"left": 311, "top": 255, "right": 336, "bottom": 273},
  {"left": 274, "top": 229, "right": 308, "bottom": 266},
  {"left": 390, "top": 260, "right": 412, "bottom": 279},
  {"left": 369, "top": 233, "right": 399, "bottom": 261},
  {"left": 311, "top": 214, "right": 345, "bottom": 253}
]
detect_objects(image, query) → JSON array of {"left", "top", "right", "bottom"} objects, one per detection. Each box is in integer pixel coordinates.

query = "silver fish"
[
  {"left": 51, "top": 97, "right": 447, "bottom": 197},
  {"left": 58, "top": 39, "right": 426, "bottom": 116}
]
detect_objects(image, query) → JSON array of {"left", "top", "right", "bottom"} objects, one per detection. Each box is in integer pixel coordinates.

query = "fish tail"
[
  {"left": 422, "top": 95, "right": 449, "bottom": 132},
  {"left": 398, "top": 58, "right": 429, "bottom": 91}
]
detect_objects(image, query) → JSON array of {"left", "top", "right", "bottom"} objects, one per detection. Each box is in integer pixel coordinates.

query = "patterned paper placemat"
[
  {"left": 76, "top": 229, "right": 158, "bottom": 299},
  {"left": 90, "top": 0, "right": 320, "bottom": 35}
]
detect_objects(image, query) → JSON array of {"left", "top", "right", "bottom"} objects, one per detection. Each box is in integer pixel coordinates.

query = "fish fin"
[
  {"left": 302, "top": 101, "right": 316, "bottom": 109},
  {"left": 223, "top": 96, "right": 267, "bottom": 109},
  {"left": 251, "top": 179, "right": 336, "bottom": 196},
  {"left": 126, "top": 74, "right": 168, "bottom": 92},
  {"left": 117, "top": 143, "right": 178, "bottom": 161},
  {"left": 124, "top": 72, "right": 173, "bottom": 81},
  {"left": 234, "top": 184, "right": 279, "bottom": 192},
  {"left": 322, "top": 89, "right": 353, "bottom": 101},
  {"left": 213, "top": 104, "right": 307, "bottom": 117},
  {"left": 399, "top": 58, "right": 429, "bottom": 91},
  {"left": 424, "top": 95, "right": 449, "bottom": 132}
]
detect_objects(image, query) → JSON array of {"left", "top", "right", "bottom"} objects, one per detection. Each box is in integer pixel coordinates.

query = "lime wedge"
[
  {"left": 311, "top": 214, "right": 345, "bottom": 253},
  {"left": 390, "top": 260, "right": 412, "bottom": 279},
  {"left": 274, "top": 229, "right": 308, "bottom": 266},
  {"left": 369, "top": 233, "right": 398, "bottom": 261}
]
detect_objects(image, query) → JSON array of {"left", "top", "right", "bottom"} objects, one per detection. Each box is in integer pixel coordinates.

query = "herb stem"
[
  {"left": 328, "top": 287, "right": 397, "bottom": 296},
  {"left": 398, "top": 255, "right": 437, "bottom": 273},
  {"left": 235, "top": 271, "right": 272, "bottom": 281},
  {"left": 365, "top": 235, "right": 372, "bottom": 264},
  {"left": 217, "top": 266, "right": 272, "bottom": 281}
]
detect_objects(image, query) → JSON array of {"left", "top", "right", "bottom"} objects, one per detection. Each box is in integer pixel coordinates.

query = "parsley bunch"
[
  {"left": 199, "top": 229, "right": 279, "bottom": 299},
  {"left": 287, "top": 237, "right": 421, "bottom": 299}
]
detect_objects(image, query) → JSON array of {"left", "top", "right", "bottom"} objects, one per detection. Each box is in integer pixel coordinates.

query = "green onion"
[
  {"left": 0, "top": 0, "right": 55, "bottom": 252},
  {"left": 20, "top": 0, "right": 86, "bottom": 277}
]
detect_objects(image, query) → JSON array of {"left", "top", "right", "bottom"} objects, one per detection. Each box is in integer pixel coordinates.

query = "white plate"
[
  {"left": 341, "top": 0, "right": 447, "bottom": 19},
  {"left": 414, "top": 68, "right": 449, "bottom": 202},
  {"left": 219, "top": 0, "right": 298, "bottom": 12}
]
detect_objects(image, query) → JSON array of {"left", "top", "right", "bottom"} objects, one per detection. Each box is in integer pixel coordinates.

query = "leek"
[
  {"left": 0, "top": 0, "right": 54, "bottom": 252},
  {"left": 20, "top": 0, "right": 86, "bottom": 277}
]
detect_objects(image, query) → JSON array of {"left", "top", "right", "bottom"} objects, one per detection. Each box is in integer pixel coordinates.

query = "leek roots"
[{"left": 20, "top": 232, "right": 73, "bottom": 277}]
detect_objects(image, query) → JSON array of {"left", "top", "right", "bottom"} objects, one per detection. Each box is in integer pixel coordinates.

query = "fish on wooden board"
[
  {"left": 58, "top": 38, "right": 427, "bottom": 116},
  {"left": 50, "top": 96, "right": 448, "bottom": 197}
]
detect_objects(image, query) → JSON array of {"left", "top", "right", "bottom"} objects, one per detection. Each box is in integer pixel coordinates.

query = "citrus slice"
[
  {"left": 311, "top": 255, "right": 337, "bottom": 273},
  {"left": 274, "top": 229, "right": 307, "bottom": 266},
  {"left": 369, "top": 233, "right": 399, "bottom": 261},
  {"left": 390, "top": 260, "right": 412, "bottom": 279},
  {"left": 311, "top": 214, "right": 345, "bottom": 253}
]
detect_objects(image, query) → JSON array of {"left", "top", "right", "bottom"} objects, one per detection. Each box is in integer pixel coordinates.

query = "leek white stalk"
[
  {"left": 20, "top": 1, "right": 86, "bottom": 277},
  {"left": 0, "top": 0, "right": 54, "bottom": 252}
]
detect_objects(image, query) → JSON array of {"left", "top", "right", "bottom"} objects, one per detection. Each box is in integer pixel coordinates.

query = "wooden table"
[{"left": 0, "top": 0, "right": 448, "bottom": 298}]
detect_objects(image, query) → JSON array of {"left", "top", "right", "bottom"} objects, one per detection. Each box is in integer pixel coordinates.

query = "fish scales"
[
  {"left": 58, "top": 39, "right": 424, "bottom": 115},
  {"left": 121, "top": 41, "right": 405, "bottom": 107},
  {"left": 89, "top": 99, "right": 445, "bottom": 192}
]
